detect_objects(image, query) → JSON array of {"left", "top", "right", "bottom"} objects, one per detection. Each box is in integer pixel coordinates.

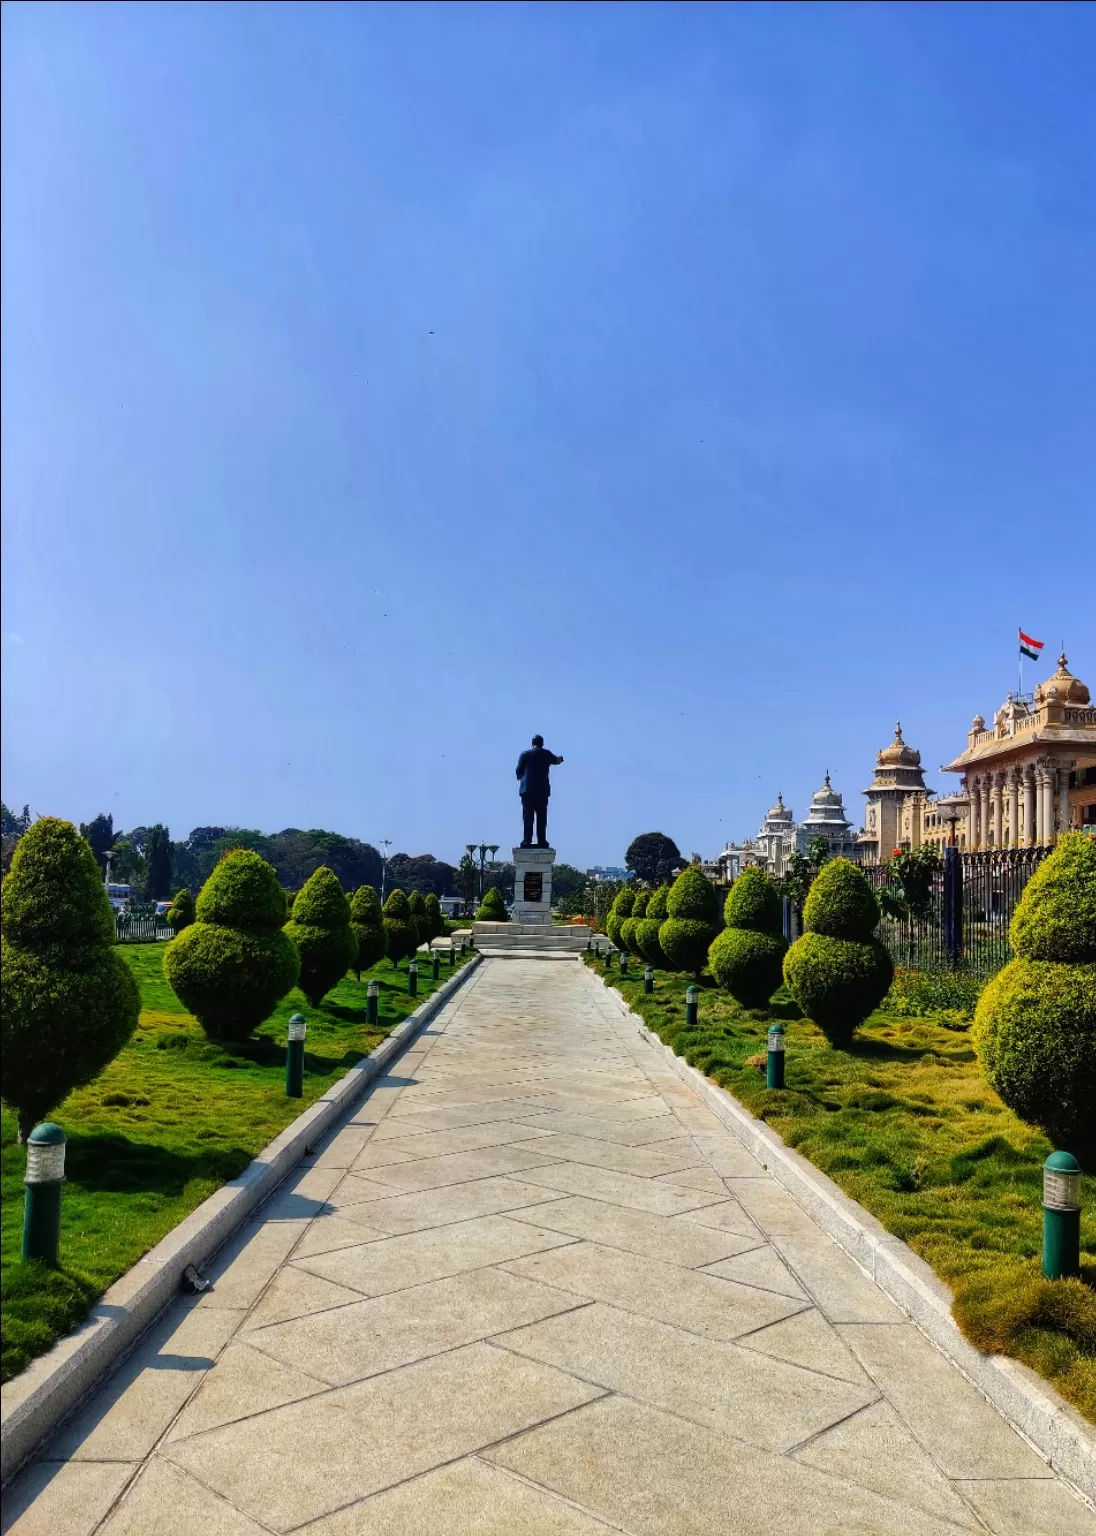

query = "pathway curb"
[
  {"left": 586, "top": 967, "right": 1096, "bottom": 1505},
  {"left": 0, "top": 955, "right": 482, "bottom": 1485}
]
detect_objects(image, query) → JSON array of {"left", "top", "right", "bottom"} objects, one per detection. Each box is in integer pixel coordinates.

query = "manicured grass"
[
  {"left": 587, "top": 956, "right": 1096, "bottom": 1421},
  {"left": 1, "top": 943, "right": 471, "bottom": 1382}
]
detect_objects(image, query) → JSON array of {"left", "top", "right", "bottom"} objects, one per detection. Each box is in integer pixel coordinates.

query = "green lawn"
[
  {"left": 1, "top": 943, "right": 471, "bottom": 1382},
  {"left": 587, "top": 956, "right": 1096, "bottom": 1421}
]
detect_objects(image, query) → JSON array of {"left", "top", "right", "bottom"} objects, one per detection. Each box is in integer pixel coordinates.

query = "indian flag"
[{"left": 1019, "top": 628, "right": 1044, "bottom": 663}]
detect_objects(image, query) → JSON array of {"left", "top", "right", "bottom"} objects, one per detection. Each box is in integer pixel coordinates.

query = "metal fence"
[{"left": 115, "top": 918, "right": 176, "bottom": 943}]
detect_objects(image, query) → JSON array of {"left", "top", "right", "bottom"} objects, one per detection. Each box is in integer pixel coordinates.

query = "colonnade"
[{"left": 964, "top": 758, "right": 1068, "bottom": 849}]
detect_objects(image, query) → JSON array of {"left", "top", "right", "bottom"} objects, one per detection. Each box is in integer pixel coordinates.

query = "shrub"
[
  {"left": 605, "top": 887, "right": 634, "bottom": 949},
  {"left": 284, "top": 866, "right": 358, "bottom": 1007},
  {"left": 349, "top": 885, "right": 387, "bottom": 977},
  {"left": 476, "top": 886, "right": 509, "bottom": 923},
  {"left": 424, "top": 892, "right": 443, "bottom": 940},
  {"left": 659, "top": 867, "right": 721, "bottom": 975},
  {"left": 634, "top": 884, "right": 670, "bottom": 967},
  {"left": 620, "top": 890, "right": 648, "bottom": 954},
  {"left": 164, "top": 848, "right": 299, "bottom": 1041},
  {"left": 884, "top": 968, "right": 985, "bottom": 1022},
  {"left": 723, "top": 868, "right": 783, "bottom": 935},
  {"left": 975, "top": 834, "right": 1096, "bottom": 1159},
  {"left": 1, "top": 818, "right": 142, "bottom": 1138},
  {"left": 708, "top": 867, "right": 787, "bottom": 1008},
  {"left": 166, "top": 888, "right": 196, "bottom": 932},
  {"left": 783, "top": 858, "right": 893, "bottom": 1046},
  {"left": 382, "top": 888, "right": 420, "bottom": 965}
]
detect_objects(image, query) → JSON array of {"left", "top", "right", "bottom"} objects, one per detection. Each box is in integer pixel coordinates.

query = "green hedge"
[
  {"left": 284, "top": 866, "right": 358, "bottom": 1008},
  {"left": 382, "top": 888, "right": 420, "bottom": 964},
  {"left": 605, "top": 886, "right": 635, "bottom": 949},
  {"left": 349, "top": 885, "right": 387, "bottom": 976}
]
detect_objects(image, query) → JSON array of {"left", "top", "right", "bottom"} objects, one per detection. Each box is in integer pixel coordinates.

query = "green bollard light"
[
  {"left": 285, "top": 1014, "right": 306, "bottom": 1098},
  {"left": 644, "top": 966, "right": 654, "bottom": 995},
  {"left": 432, "top": 950, "right": 441, "bottom": 981},
  {"left": 408, "top": 960, "right": 419, "bottom": 998},
  {"left": 1042, "top": 1151, "right": 1082, "bottom": 1280},
  {"left": 685, "top": 986, "right": 699, "bottom": 1027},
  {"left": 766, "top": 1022, "right": 786, "bottom": 1089},
  {"left": 366, "top": 978, "right": 379, "bottom": 1026},
  {"left": 22, "top": 1122, "right": 66, "bottom": 1266}
]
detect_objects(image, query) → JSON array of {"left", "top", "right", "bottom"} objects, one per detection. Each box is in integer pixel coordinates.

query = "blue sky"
[{"left": 2, "top": 1, "right": 1093, "bottom": 867}]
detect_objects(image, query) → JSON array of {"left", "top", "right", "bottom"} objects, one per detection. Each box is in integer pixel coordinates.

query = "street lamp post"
[{"left": 378, "top": 840, "right": 393, "bottom": 902}]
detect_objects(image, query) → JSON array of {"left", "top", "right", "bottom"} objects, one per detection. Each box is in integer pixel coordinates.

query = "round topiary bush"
[
  {"left": 167, "top": 888, "right": 196, "bottom": 932},
  {"left": 659, "top": 866, "right": 721, "bottom": 975},
  {"left": 782, "top": 858, "right": 892, "bottom": 1046},
  {"left": 634, "top": 884, "right": 670, "bottom": 967},
  {"left": 424, "top": 892, "right": 443, "bottom": 940},
  {"left": 408, "top": 889, "right": 430, "bottom": 947},
  {"left": 708, "top": 868, "right": 788, "bottom": 1008},
  {"left": 284, "top": 866, "right": 358, "bottom": 1007},
  {"left": 605, "top": 887, "right": 634, "bottom": 950},
  {"left": 164, "top": 848, "right": 300, "bottom": 1041},
  {"left": 1, "top": 818, "right": 142, "bottom": 1139},
  {"left": 620, "top": 890, "right": 648, "bottom": 954},
  {"left": 476, "top": 886, "right": 509, "bottom": 923},
  {"left": 382, "top": 888, "right": 419, "bottom": 966},
  {"left": 975, "top": 834, "right": 1096, "bottom": 1159},
  {"left": 349, "top": 885, "right": 387, "bottom": 977}
]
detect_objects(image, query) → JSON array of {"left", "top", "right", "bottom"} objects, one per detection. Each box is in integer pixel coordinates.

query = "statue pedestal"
[{"left": 511, "top": 844, "right": 555, "bottom": 925}]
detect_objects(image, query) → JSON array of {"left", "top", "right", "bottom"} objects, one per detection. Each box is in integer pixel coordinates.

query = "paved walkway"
[{"left": 6, "top": 959, "right": 1093, "bottom": 1535}]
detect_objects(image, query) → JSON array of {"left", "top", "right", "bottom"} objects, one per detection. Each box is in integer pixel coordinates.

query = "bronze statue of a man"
[{"left": 515, "top": 735, "right": 564, "bottom": 848}]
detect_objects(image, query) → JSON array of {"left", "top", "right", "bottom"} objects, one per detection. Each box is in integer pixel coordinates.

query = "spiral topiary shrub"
[
  {"left": 350, "top": 885, "right": 387, "bottom": 977},
  {"left": 424, "top": 892, "right": 443, "bottom": 940},
  {"left": 166, "top": 887, "right": 196, "bottom": 932},
  {"left": 659, "top": 866, "right": 721, "bottom": 975},
  {"left": 163, "top": 848, "right": 300, "bottom": 1042},
  {"left": 634, "top": 884, "right": 670, "bottom": 967},
  {"left": 974, "top": 834, "right": 1096, "bottom": 1159},
  {"left": 620, "top": 890, "right": 648, "bottom": 954},
  {"left": 605, "top": 887, "right": 634, "bottom": 950},
  {"left": 383, "top": 888, "right": 420, "bottom": 965},
  {"left": 708, "top": 868, "right": 788, "bottom": 1008},
  {"left": 284, "top": 866, "right": 358, "bottom": 1007},
  {"left": 476, "top": 886, "right": 509, "bottom": 923},
  {"left": 782, "top": 858, "right": 892, "bottom": 1046},
  {"left": 1, "top": 818, "right": 142, "bottom": 1138}
]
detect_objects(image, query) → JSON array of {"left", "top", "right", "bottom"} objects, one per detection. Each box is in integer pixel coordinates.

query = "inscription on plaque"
[{"left": 522, "top": 872, "right": 544, "bottom": 903}]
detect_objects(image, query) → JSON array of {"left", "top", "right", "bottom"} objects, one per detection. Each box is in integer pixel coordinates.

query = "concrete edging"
[
  {"left": 586, "top": 967, "right": 1096, "bottom": 1504},
  {"left": 0, "top": 954, "right": 482, "bottom": 1485}
]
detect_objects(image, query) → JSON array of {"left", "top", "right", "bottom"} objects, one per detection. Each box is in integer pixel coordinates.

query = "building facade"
[{"left": 858, "top": 723, "right": 933, "bottom": 859}]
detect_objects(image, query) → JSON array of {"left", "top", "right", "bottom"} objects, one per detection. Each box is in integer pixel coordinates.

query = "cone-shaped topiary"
[
  {"left": 382, "top": 888, "right": 419, "bottom": 966},
  {"left": 708, "top": 868, "right": 788, "bottom": 1008},
  {"left": 284, "top": 866, "right": 358, "bottom": 1007},
  {"left": 350, "top": 885, "right": 387, "bottom": 978},
  {"left": 659, "top": 867, "right": 721, "bottom": 975},
  {"left": 975, "top": 834, "right": 1096, "bottom": 1159},
  {"left": 635, "top": 884, "right": 670, "bottom": 967},
  {"left": 406, "top": 889, "right": 427, "bottom": 947},
  {"left": 782, "top": 858, "right": 892, "bottom": 1046},
  {"left": 620, "top": 890, "right": 648, "bottom": 954},
  {"left": 167, "top": 888, "right": 196, "bottom": 932},
  {"left": 605, "top": 887, "right": 635, "bottom": 949},
  {"left": 164, "top": 848, "right": 300, "bottom": 1041},
  {"left": 424, "top": 892, "right": 443, "bottom": 940},
  {"left": 1, "top": 818, "right": 142, "bottom": 1139},
  {"left": 476, "top": 886, "right": 509, "bottom": 922}
]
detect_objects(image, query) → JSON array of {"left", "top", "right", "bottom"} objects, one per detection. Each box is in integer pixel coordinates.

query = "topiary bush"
[
  {"left": 782, "top": 858, "right": 892, "bottom": 1046},
  {"left": 164, "top": 848, "right": 300, "bottom": 1041},
  {"left": 284, "top": 865, "right": 358, "bottom": 1007},
  {"left": 659, "top": 866, "right": 721, "bottom": 975},
  {"left": 166, "top": 888, "right": 196, "bottom": 932},
  {"left": 1, "top": 818, "right": 142, "bottom": 1139},
  {"left": 605, "top": 887, "right": 634, "bottom": 950},
  {"left": 620, "top": 890, "right": 648, "bottom": 954},
  {"left": 975, "top": 834, "right": 1096, "bottom": 1160},
  {"left": 382, "top": 888, "right": 419, "bottom": 966},
  {"left": 349, "top": 885, "right": 387, "bottom": 977},
  {"left": 408, "top": 888, "right": 430, "bottom": 947},
  {"left": 476, "top": 886, "right": 509, "bottom": 922},
  {"left": 634, "top": 884, "right": 670, "bottom": 967},
  {"left": 708, "top": 868, "right": 788, "bottom": 1008},
  {"left": 424, "top": 892, "right": 443, "bottom": 941}
]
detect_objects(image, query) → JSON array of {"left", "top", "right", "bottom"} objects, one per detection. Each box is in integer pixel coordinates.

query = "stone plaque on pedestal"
[{"left": 511, "top": 845, "right": 554, "bottom": 925}]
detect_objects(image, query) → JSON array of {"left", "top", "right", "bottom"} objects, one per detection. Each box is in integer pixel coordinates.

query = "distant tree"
[
  {"left": 143, "top": 824, "right": 173, "bottom": 900},
  {"left": 388, "top": 853, "right": 458, "bottom": 897},
  {"left": 484, "top": 861, "right": 515, "bottom": 902},
  {"left": 807, "top": 836, "right": 832, "bottom": 872},
  {"left": 457, "top": 854, "right": 478, "bottom": 916},
  {"left": 284, "top": 866, "right": 358, "bottom": 1007},
  {"left": 1, "top": 803, "right": 30, "bottom": 875},
  {"left": 551, "top": 863, "right": 586, "bottom": 902},
  {"left": 625, "top": 833, "right": 683, "bottom": 887},
  {"left": 79, "top": 813, "right": 115, "bottom": 872},
  {"left": 108, "top": 839, "right": 146, "bottom": 887},
  {"left": 1, "top": 819, "right": 141, "bottom": 1139}
]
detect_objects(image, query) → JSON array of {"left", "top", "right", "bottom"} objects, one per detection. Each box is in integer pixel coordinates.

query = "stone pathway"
[{"left": 5, "top": 959, "right": 1093, "bottom": 1535}]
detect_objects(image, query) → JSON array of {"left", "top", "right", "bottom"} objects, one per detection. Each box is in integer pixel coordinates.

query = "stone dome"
[
  {"left": 810, "top": 772, "right": 843, "bottom": 810},
  {"left": 1035, "top": 653, "right": 1090, "bottom": 707},
  {"left": 765, "top": 792, "right": 793, "bottom": 824},
  {"left": 877, "top": 722, "right": 921, "bottom": 769}
]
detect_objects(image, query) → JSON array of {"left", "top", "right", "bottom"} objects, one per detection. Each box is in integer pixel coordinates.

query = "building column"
[
  {"left": 981, "top": 776, "right": 993, "bottom": 849},
  {"left": 1021, "top": 765, "right": 1036, "bottom": 846},
  {"left": 990, "top": 774, "right": 1003, "bottom": 848},
  {"left": 1036, "top": 765, "right": 1051, "bottom": 844},
  {"left": 1005, "top": 775, "right": 1017, "bottom": 847},
  {"left": 967, "top": 777, "right": 980, "bottom": 850},
  {"left": 1055, "top": 762, "right": 1072, "bottom": 840}
]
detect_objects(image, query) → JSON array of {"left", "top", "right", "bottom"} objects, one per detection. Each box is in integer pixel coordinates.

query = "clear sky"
[{"left": 2, "top": 1, "right": 1093, "bottom": 867}]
